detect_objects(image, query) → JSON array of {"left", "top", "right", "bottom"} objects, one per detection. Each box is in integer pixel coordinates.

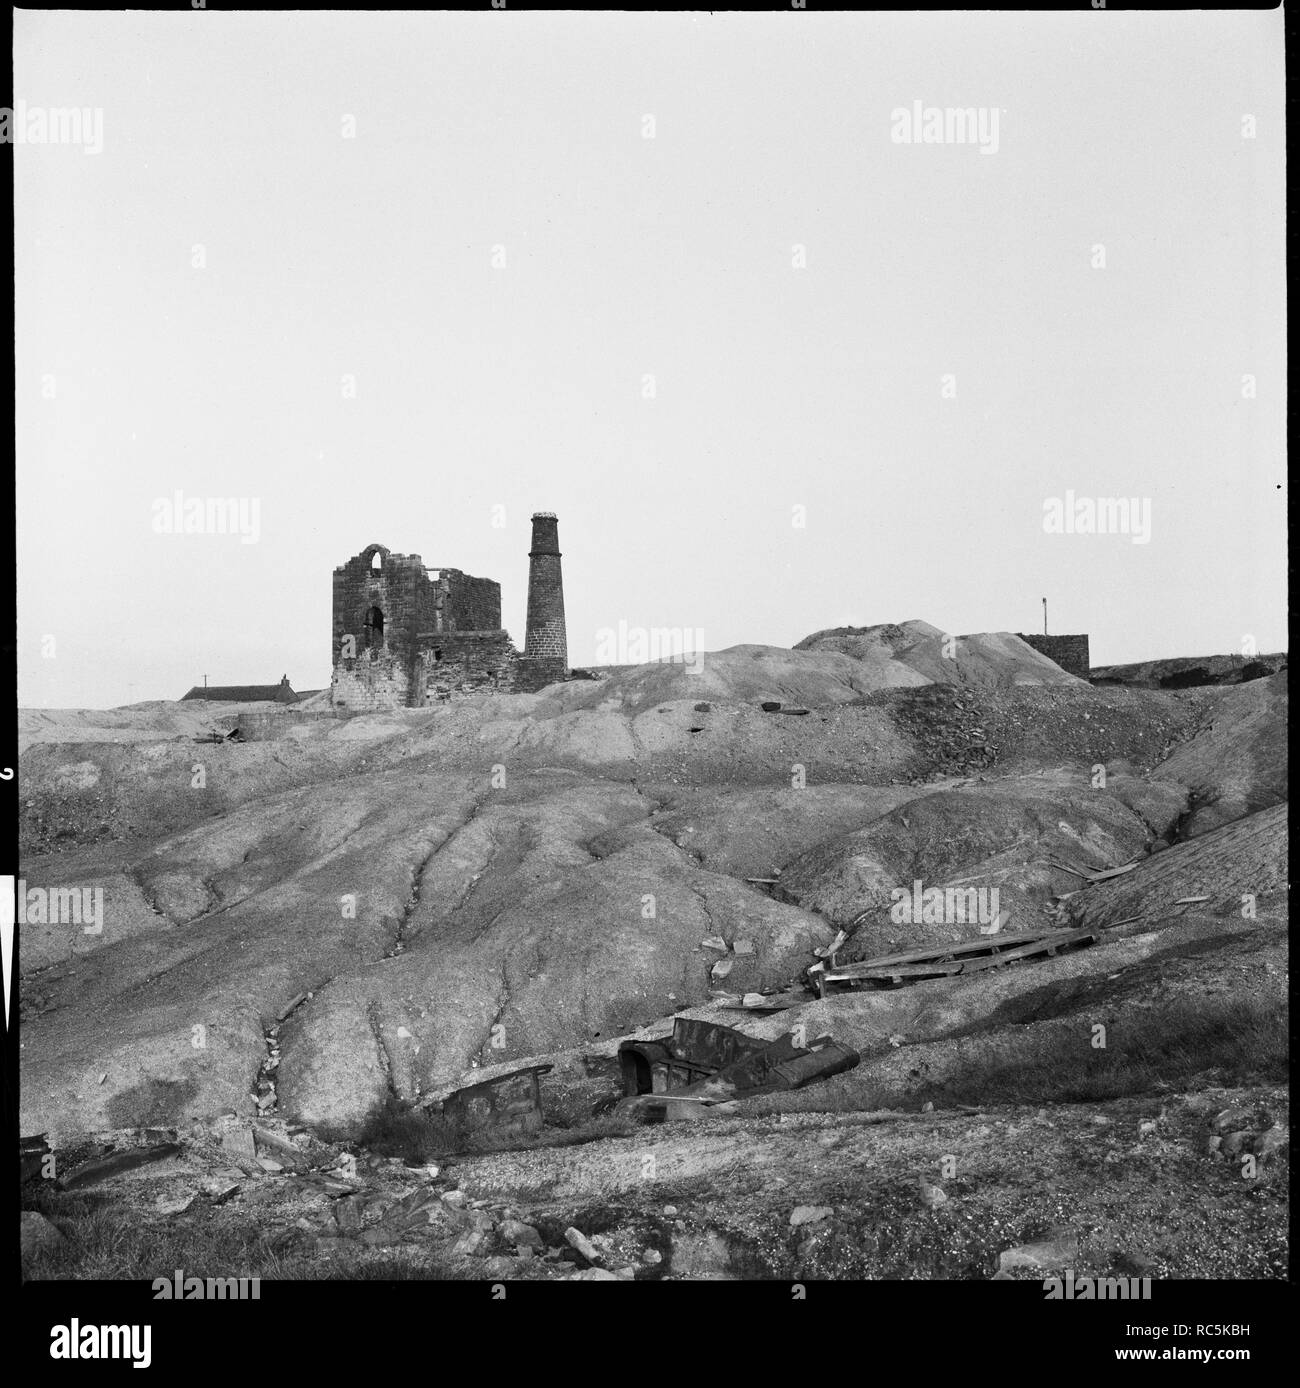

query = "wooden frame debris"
[{"left": 813, "top": 926, "right": 1101, "bottom": 993}]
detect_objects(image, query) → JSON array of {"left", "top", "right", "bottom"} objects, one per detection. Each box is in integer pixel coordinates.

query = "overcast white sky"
[{"left": 15, "top": 9, "right": 1286, "bottom": 708}]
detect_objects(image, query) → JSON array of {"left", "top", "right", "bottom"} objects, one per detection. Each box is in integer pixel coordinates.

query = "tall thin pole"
[{"left": 1042, "top": 598, "right": 1047, "bottom": 635}]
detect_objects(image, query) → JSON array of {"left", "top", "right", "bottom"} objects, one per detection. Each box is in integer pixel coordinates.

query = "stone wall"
[
  {"left": 1018, "top": 633, "right": 1091, "bottom": 679},
  {"left": 513, "top": 656, "right": 568, "bottom": 693},
  {"left": 520, "top": 513, "right": 567, "bottom": 691},
  {"left": 331, "top": 543, "right": 513, "bottom": 710},
  {"left": 330, "top": 650, "right": 412, "bottom": 712},
  {"left": 233, "top": 709, "right": 340, "bottom": 740},
  {"left": 331, "top": 522, "right": 573, "bottom": 708},
  {"left": 444, "top": 570, "right": 502, "bottom": 633},
  {"left": 422, "top": 630, "right": 518, "bottom": 697}
]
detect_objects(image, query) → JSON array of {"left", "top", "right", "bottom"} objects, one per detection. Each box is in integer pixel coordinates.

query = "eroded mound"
[{"left": 18, "top": 627, "right": 1288, "bottom": 1145}]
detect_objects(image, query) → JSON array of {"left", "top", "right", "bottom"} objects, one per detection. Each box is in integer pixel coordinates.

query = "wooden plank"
[
  {"left": 828, "top": 927, "right": 1095, "bottom": 977},
  {"left": 824, "top": 928, "right": 1100, "bottom": 986}
]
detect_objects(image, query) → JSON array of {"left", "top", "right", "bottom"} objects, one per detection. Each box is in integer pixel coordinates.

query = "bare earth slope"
[{"left": 19, "top": 627, "right": 1288, "bottom": 1280}]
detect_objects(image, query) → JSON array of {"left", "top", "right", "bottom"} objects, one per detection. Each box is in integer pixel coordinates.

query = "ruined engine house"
[{"left": 330, "top": 514, "right": 568, "bottom": 710}]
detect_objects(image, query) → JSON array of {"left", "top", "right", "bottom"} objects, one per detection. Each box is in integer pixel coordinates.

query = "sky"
[{"left": 15, "top": 9, "right": 1287, "bottom": 708}]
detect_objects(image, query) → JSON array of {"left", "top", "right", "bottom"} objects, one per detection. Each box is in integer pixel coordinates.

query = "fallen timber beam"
[{"left": 816, "top": 926, "right": 1101, "bottom": 992}]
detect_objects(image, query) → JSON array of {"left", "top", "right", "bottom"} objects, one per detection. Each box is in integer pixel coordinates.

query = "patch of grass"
[
  {"left": 922, "top": 996, "right": 1288, "bottom": 1108},
  {"left": 355, "top": 1095, "right": 637, "bottom": 1162},
  {"left": 354, "top": 1097, "right": 459, "bottom": 1162},
  {"left": 21, "top": 1185, "right": 460, "bottom": 1282}
]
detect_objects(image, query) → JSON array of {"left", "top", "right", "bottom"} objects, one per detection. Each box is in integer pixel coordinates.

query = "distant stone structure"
[
  {"left": 515, "top": 512, "right": 569, "bottom": 693},
  {"left": 1018, "top": 633, "right": 1090, "bottom": 679},
  {"left": 182, "top": 675, "right": 297, "bottom": 703},
  {"left": 330, "top": 517, "right": 569, "bottom": 710},
  {"left": 330, "top": 545, "right": 514, "bottom": 711}
]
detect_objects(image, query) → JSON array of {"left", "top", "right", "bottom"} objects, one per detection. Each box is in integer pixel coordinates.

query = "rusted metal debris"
[
  {"left": 809, "top": 925, "right": 1101, "bottom": 993},
  {"left": 434, "top": 1063, "right": 554, "bottom": 1139},
  {"left": 617, "top": 1016, "right": 858, "bottom": 1118}
]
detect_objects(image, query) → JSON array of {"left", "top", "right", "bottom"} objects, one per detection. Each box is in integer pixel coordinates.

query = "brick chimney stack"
[{"left": 518, "top": 512, "right": 568, "bottom": 690}]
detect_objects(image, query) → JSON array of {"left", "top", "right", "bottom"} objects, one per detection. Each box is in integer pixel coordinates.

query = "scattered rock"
[
  {"left": 451, "top": 1227, "right": 491, "bottom": 1257},
  {"left": 918, "top": 1180, "right": 948, "bottom": 1210},
  {"left": 498, "top": 1218, "right": 544, "bottom": 1251},
  {"left": 1212, "top": 1107, "right": 1254, "bottom": 1135},
  {"left": 440, "top": 1190, "right": 467, "bottom": 1207},
  {"left": 333, "top": 1196, "right": 364, "bottom": 1233},
  {"left": 568, "top": 1267, "right": 622, "bottom": 1280},
  {"left": 790, "top": 1205, "right": 833, "bottom": 1227},
  {"left": 1252, "top": 1125, "right": 1288, "bottom": 1163},
  {"left": 1220, "top": 1131, "right": 1248, "bottom": 1160},
  {"left": 221, "top": 1129, "right": 257, "bottom": 1162},
  {"left": 701, "top": 936, "right": 728, "bottom": 951},
  {"left": 565, "top": 1226, "right": 603, "bottom": 1265},
  {"left": 997, "top": 1229, "right": 1078, "bottom": 1273}
]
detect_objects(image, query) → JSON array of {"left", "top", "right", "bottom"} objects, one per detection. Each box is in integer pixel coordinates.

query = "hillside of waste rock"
[{"left": 19, "top": 630, "right": 1288, "bottom": 1180}]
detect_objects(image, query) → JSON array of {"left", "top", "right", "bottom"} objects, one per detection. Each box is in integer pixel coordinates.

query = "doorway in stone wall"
[{"left": 364, "top": 606, "right": 384, "bottom": 650}]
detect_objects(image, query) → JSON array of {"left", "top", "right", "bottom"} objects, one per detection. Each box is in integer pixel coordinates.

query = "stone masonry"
[
  {"left": 330, "top": 544, "right": 516, "bottom": 711},
  {"left": 1018, "top": 633, "right": 1091, "bottom": 680},
  {"left": 515, "top": 512, "right": 569, "bottom": 693}
]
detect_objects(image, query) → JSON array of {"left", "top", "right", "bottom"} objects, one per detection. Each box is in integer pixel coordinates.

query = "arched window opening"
[
  {"left": 370, "top": 551, "right": 383, "bottom": 571},
  {"left": 364, "top": 605, "right": 385, "bottom": 651}
]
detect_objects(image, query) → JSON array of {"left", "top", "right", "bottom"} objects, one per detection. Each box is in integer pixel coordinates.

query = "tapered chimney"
[{"left": 519, "top": 512, "right": 567, "bottom": 689}]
